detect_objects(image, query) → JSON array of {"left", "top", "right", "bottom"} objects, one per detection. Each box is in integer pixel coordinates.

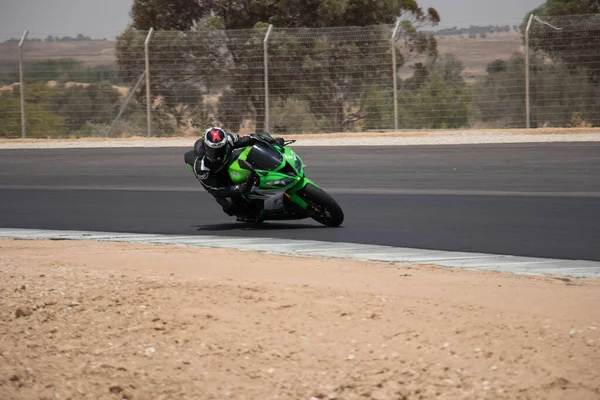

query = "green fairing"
[
  {"left": 227, "top": 145, "right": 320, "bottom": 210},
  {"left": 228, "top": 148, "right": 253, "bottom": 184},
  {"left": 187, "top": 139, "right": 343, "bottom": 227}
]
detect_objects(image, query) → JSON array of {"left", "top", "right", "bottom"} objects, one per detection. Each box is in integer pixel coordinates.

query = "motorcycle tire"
[{"left": 297, "top": 184, "right": 344, "bottom": 227}]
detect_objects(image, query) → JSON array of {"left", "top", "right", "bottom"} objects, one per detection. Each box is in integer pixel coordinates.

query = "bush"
[
  {"left": 50, "top": 83, "right": 122, "bottom": 132},
  {"left": 394, "top": 54, "right": 471, "bottom": 129},
  {"left": 0, "top": 92, "right": 67, "bottom": 138},
  {"left": 24, "top": 58, "right": 120, "bottom": 85},
  {"left": 399, "top": 71, "right": 471, "bottom": 129},
  {"left": 363, "top": 87, "right": 393, "bottom": 130},
  {"left": 269, "top": 99, "right": 328, "bottom": 134}
]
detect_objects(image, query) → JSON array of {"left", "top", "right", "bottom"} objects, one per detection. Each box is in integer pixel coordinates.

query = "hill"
[{"left": 0, "top": 32, "right": 523, "bottom": 83}]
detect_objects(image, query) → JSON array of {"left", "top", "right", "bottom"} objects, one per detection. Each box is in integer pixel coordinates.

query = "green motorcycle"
[{"left": 225, "top": 136, "right": 344, "bottom": 227}]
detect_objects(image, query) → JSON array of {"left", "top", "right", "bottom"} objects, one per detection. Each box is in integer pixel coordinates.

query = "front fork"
[{"left": 285, "top": 178, "right": 320, "bottom": 210}]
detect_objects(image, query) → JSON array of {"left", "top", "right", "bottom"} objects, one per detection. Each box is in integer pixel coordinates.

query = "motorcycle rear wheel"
[{"left": 297, "top": 184, "right": 344, "bottom": 227}]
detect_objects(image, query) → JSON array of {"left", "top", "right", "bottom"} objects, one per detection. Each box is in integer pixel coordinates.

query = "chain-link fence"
[
  {"left": 0, "top": 31, "right": 132, "bottom": 138},
  {"left": 1, "top": 14, "right": 599, "bottom": 138},
  {"left": 0, "top": 33, "right": 21, "bottom": 136},
  {"left": 526, "top": 14, "right": 600, "bottom": 128}
]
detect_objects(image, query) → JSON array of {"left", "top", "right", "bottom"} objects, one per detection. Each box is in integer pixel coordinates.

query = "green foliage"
[
  {"left": 8, "top": 58, "right": 121, "bottom": 85},
  {"left": 363, "top": 86, "right": 393, "bottom": 130},
  {"left": 115, "top": 26, "right": 226, "bottom": 132},
  {"left": 269, "top": 99, "right": 321, "bottom": 134},
  {"left": 0, "top": 92, "right": 67, "bottom": 138},
  {"left": 435, "top": 53, "right": 465, "bottom": 85},
  {"left": 123, "top": 0, "right": 440, "bottom": 133},
  {"left": 473, "top": 52, "right": 600, "bottom": 127},
  {"left": 527, "top": 0, "right": 600, "bottom": 15},
  {"left": 522, "top": 1, "right": 600, "bottom": 80},
  {"left": 399, "top": 71, "right": 471, "bottom": 129},
  {"left": 2, "top": 82, "right": 124, "bottom": 135},
  {"left": 24, "top": 58, "right": 81, "bottom": 82},
  {"left": 486, "top": 59, "right": 508, "bottom": 74},
  {"left": 129, "top": 0, "right": 440, "bottom": 30},
  {"left": 401, "top": 54, "right": 470, "bottom": 129},
  {"left": 363, "top": 54, "right": 471, "bottom": 130},
  {"left": 130, "top": 0, "right": 210, "bottom": 31},
  {"left": 50, "top": 83, "right": 123, "bottom": 132},
  {"left": 472, "top": 54, "right": 526, "bottom": 127}
]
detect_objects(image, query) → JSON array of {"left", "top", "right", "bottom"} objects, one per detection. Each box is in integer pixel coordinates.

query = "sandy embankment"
[
  {"left": 1, "top": 239, "right": 599, "bottom": 400},
  {"left": 1, "top": 128, "right": 600, "bottom": 149}
]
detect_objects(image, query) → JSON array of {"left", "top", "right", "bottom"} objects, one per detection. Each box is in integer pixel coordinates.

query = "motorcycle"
[{"left": 224, "top": 135, "right": 344, "bottom": 227}]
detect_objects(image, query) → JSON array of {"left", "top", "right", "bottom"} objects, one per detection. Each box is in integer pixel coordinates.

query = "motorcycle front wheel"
[{"left": 297, "top": 184, "right": 344, "bottom": 227}]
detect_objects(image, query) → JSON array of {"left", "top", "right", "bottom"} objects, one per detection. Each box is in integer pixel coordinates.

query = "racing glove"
[
  {"left": 251, "top": 132, "right": 285, "bottom": 147},
  {"left": 230, "top": 182, "right": 249, "bottom": 196}
]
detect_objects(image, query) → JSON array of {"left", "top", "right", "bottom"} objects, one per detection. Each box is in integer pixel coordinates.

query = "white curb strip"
[{"left": 1, "top": 228, "right": 598, "bottom": 279}]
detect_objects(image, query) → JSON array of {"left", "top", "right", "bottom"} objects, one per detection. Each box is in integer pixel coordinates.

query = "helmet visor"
[{"left": 205, "top": 142, "right": 228, "bottom": 162}]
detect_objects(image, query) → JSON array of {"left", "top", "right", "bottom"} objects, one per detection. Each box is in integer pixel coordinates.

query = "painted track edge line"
[{"left": 0, "top": 228, "right": 598, "bottom": 279}]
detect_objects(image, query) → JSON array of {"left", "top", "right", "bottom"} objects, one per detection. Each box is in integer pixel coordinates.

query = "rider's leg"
[{"left": 215, "top": 197, "right": 236, "bottom": 216}]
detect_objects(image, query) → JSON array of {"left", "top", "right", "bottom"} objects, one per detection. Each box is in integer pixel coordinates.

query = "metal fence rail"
[{"left": 1, "top": 14, "right": 599, "bottom": 138}]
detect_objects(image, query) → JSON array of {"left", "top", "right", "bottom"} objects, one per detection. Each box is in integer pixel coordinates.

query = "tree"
[
  {"left": 522, "top": 0, "right": 600, "bottom": 80},
  {"left": 527, "top": 0, "right": 599, "bottom": 15},
  {"left": 129, "top": 0, "right": 439, "bottom": 31},
  {"left": 129, "top": 0, "right": 212, "bottom": 31},
  {"left": 119, "top": 0, "right": 440, "bottom": 132}
]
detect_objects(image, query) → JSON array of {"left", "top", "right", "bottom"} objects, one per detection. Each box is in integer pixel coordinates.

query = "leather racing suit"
[{"left": 184, "top": 132, "right": 282, "bottom": 217}]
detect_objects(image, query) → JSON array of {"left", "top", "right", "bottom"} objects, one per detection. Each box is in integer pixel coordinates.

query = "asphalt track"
[{"left": 1, "top": 143, "right": 599, "bottom": 261}]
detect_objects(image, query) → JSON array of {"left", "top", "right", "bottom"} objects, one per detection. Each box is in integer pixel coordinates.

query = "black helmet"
[{"left": 203, "top": 127, "right": 229, "bottom": 164}]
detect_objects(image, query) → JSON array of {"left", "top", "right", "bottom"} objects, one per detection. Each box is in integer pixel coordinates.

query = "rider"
[{"left": 184, "top": 126, "right": 285, "bottom": 221}]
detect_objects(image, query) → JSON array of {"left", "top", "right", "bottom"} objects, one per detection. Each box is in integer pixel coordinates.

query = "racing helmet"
[{"left": 203, "top": 127, "right": 229, "bottom": 164}]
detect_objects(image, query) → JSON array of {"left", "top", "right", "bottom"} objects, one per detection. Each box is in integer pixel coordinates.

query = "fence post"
[
  {"left": 525, "top": 14, "right": 534, "bottom": 129},
  {"left": 144, "top": 28, "right": 154, "bottom": 137},
  {"left": 18, "top": 30, "right": 29, "bottom": 138},
  {"left": 264, "top": 24, "right": 273, "bottom": 133},
  {"left": 391, "top": 20, "right": 401, "bottom": 130},
  {"left": 106, "top": 72, "right": 146, "bottom": 137}
]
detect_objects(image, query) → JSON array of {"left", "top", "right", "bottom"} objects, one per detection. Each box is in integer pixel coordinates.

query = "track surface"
[{"left": 1, "top": 143, "right": 599, "bottom": 261}]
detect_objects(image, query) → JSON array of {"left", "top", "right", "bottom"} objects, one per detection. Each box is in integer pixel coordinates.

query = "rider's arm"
[
  {"left": 198, "top": 173, "right": 247, "bottom": 198},
  {"left": 229, "top": 133, "right": 257, "bottom": 149},
  {"left": 229, "top": 132, "right": 284, "bottom": 149}
]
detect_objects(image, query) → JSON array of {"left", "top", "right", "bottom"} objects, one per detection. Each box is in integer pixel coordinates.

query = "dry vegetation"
[
  {"left": 0, "top": 32, "right": 523, "bottom": 81},
  {"left": 396, "top": 32, "right": 522, "bottom": 82},
  {"left": 0, "top": 40, "right": 116, "bottom": 67}
]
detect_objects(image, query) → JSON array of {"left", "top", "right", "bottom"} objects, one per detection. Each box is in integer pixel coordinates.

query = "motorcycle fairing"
[{"left": 228, "top": 142, "right": 321, "bottom": 211}]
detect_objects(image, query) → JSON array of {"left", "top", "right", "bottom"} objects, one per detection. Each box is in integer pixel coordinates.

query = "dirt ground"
[
  {"left": 1, "top": 240, "right": 599, "bottom": 400},
  {"left": 1, "top": 127, "right": 600, "bottom": 145}
]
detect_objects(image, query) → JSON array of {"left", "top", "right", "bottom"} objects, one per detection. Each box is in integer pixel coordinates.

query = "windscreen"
[{"left": 246, "top": 143, "right": 283, "bottom": 171}]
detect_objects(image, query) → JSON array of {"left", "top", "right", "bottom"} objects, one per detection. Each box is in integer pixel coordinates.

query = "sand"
[{"left": 1, "top": 239, "right": 599, "bottom": 400}]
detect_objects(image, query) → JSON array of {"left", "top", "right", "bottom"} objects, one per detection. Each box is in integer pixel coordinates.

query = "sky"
[{"left": 0, "top": 0, "right": 545, "bottom": 40}]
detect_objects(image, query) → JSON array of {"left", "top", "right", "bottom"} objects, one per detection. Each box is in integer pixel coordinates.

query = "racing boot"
[{"left": 236, "top": 209, "right": 264, "bottom": 224}]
